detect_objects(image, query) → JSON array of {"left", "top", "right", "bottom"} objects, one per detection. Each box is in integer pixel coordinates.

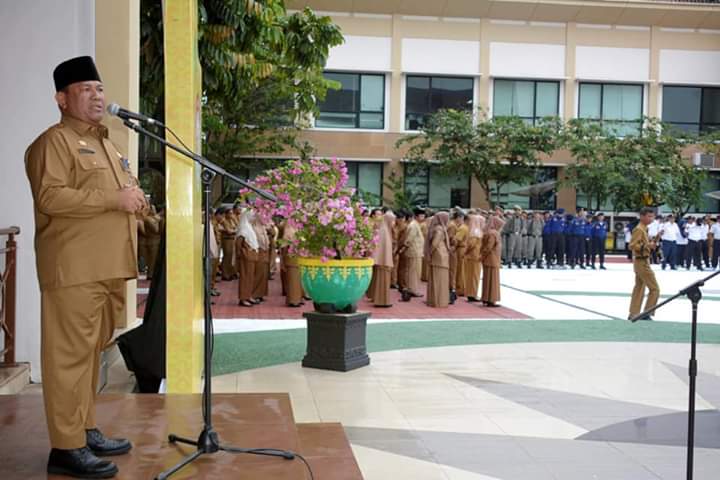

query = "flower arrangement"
[{"left": 240, "top": 158, "right": 378, "bottom": 262}]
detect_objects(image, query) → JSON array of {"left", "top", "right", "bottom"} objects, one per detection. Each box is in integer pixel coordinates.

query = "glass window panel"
[
  {"left": 493, "top": 80, "right": 514, "bottom": 117},
  {"left": 579, "top": 84, "right": 601, "bottom": 119},
  {"left": 405, "top": 113, "right": 427, "bottom": 131},
  {"left": 404, "top": 165, "right": 429, "bottom": 206},
  {"left": 488, "top": 167, "right": 558, "bottom": 211},
  {"left": 360, "top": 75, "right": 384, "bottom": 112},
  {"left": 620, "top": 85, "right": 643, "bottom": 121},
  {"left": 702, "top": 87, "right": 720, "bottom": 125},
  {"left": 359, "top": 112, "right": 384, "bottom": 129},
  {"left": 667, "top": 122, "right": 700, "bottom": 135},
  {"left": 357, "top": 163, "right": 383, "bottom": 200},
  {"left": 535, "top": 82, "right": 559, "bottom": 118},
  {"left": 406, "top": 76, "right": 430, "bottom": 114},
  {"left": 662, "top": 86, "right": 701, "bottom": 124},
  {"left": 345, "top": 162, "right": 358, "bottom": 190},
  {"left": 512, "top": 81, "right": 535, "bottom": 118},
  {"left": 320, "top": 73, "right": 358, "bottom": 112},
  {"left": 428, "top": 168, "right": 469, "bottom": 208},
  {"left": 430, "top": 77, "right": 473, "bottom": 112},
  {"left": 315, "top": 112, "right": 357, "bottom": 129}
]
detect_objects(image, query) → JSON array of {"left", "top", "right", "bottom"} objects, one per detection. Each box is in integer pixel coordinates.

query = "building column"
[
  {"left": 95, "top": 0, "right": 140, "bottom": 329},
  {"left": 164, "top": 0, "right": 204, "bottom": 393},
  {"left": 648, "top": 26, "right": 661, "bottom": 118}
]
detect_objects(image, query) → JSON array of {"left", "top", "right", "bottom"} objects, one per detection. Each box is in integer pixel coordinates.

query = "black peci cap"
[{"left": 53, "top": 56, "right": 102, "bottom": 92}]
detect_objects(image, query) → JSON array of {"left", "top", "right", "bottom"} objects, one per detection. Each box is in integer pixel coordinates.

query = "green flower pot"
[{"left": 297, "top": 257, "right": 374, "bottom": 312}]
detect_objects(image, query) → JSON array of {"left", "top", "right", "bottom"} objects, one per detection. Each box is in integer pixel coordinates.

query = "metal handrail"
[{"left": 1, "top": 226, "right": 19, "bottom": 365}]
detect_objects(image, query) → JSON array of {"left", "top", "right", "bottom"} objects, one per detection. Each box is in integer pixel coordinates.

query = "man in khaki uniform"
[
  {"left": 629, "top": 207, "right": 660, "bottom": 321},
  {"left": 402, "top": 210, "right": 425, "bottom": 297},
  {"left": 25, "top": 56, "right": 145, "bottom": 478}
]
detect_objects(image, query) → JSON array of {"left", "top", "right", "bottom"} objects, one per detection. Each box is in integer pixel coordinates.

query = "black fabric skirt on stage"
[{"left": 117, "top": 233, "right": 166, "bottom": 393}]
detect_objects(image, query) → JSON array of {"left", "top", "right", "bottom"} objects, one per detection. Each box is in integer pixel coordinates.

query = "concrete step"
[{"left": 0, "top": 363, "right": 30, "bottom": 395}]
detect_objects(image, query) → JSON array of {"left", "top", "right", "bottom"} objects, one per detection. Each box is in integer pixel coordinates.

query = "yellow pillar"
[
  {"left": 164, "top": 0, "right": 204, "bottom": 393},
  {"left": 95, "top": 0, "right": 140, "bottom": 329}
]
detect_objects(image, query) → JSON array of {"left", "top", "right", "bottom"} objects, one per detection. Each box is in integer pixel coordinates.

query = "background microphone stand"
[
  {"left": 629, "top": 268, "right": 720, "bottom": 480},
  {"left": 120, "top": 118, "right": 313, "bottom": 480}
]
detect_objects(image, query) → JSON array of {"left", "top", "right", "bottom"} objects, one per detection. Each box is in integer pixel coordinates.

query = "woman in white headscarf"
[
  {"left": 371, "top": 211, "right": 396, "bottom": 307},
  {"left": 236, "top": 209, "right": 259, "bottom": 307},
  {"left": 425, "top": 211, "right": 451, "bottom": 308},
  {"left": 481, "top": 215, "right": 505, "bottom": 307},
  {"left": 464, "top": 214, "right": 485, "bottom": 302}
]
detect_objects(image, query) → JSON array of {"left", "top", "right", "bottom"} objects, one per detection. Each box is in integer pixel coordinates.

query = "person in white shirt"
[
  {"left": 660, "top": 215, "right": 681, "bottom": 270},
  {"left": 711, "top": 216, "right": 720, "bottom": 269},
  {"left": 686, "top": 217, "right": 705, "bottom": 270},
  {"left": 647, "top": 218, "right": 661, "bottom": 264}
]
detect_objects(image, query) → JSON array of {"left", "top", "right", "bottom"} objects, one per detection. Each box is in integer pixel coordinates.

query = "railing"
[{"left": 0, "top": 227, "right": 19, "bottom": 366}]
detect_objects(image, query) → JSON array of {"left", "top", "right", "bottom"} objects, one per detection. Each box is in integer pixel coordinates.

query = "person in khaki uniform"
[
  {"left": 464, "top": 214, "right": 485, "bottom": 302},
  {"left": 236, "top": 210, "right": 260, "bottom": 307},
  {"left": 418, "top": 210, "right": 429, "bottom": 282},
  {"left": 402, "top": 211, "right": 425, "bottom": 298},
  {"left": 482, "top": 215, "right": 505, "bottom": 307},
  {"left": 219, "top": 209, "right": 238, "bottom": 280},
  {"left": 25, "top": 56, "right": 144, "bottom": 478},
  {"left": 425, "top": 211, "right": 451, "bottom": 308},
  {"left": 371, "top": 211, "right": 396, "bottom": 307},
  {"left": 391, "top": 212, "right": 407, "bottom": 289},
  {"left": 447, "top": 214, "right": 458, "bottom": 294},
  {"left": 280, "top": 221, "right": 304, "bottom": 307},
  {"left": 454, "top": 212, "right": 469, "bottom": 297},
  {"left": 629, "top": 207, "right": 660, "bottom": 321},
  {"left": 143, "top": 206, "right": 162, "bottom": 280}
]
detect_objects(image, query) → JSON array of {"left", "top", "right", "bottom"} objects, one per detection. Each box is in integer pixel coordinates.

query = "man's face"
[
  {"left": 598, "top": 215, "right": 605, "bottom": 223},
  {"left": 417, "top": 214, "right": 426, "bottom": 222},
  {"left": 641, "top": 212, "right": 655, "bottom": 226},
  {"left": 55, "top": 81, "right": 105, "bottom": 125}
]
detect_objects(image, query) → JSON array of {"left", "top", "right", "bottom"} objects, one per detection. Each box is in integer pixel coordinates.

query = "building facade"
[{"left": 288, "top": 0, "right": 720, "bottom": 212}]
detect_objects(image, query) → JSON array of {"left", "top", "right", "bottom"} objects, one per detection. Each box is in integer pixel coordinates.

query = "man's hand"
[{"left": 117, "top": 187, "right": 147, "bottom": 213}]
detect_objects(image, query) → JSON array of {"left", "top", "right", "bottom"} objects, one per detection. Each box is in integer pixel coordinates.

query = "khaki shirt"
[
  {"left": 25, "top": 115, "right": 137, "bottom": 290},
  {"left": 630, "top": 224, "right": 652, "bottom": 259},
  {"left": 403, "top": 220, "right": 424, "bottom": 259}
]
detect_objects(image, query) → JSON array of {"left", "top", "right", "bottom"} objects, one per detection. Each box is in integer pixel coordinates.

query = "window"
[
  {"left": 663, "top": 86, "right": 720, "bottom": 134},
  {"left": 346, "top": 162, "right": 383, "bottom": 205},
  {"left": 316, "top": 72, "right": 385, "bottom": 129},
  {"left": 403, "top": 165, "right": 470, "bottom": 209},
  {"left": 578, "top": 83, "right": 643, "bottom": 136},
  {"left": 488, "top": 168, "right": 558, "bottom": 211},
  {"left": 493, "top": 79, "right": 560, "bottom": 124},
  {"left": 405, "top": 76, "right": 474, "bottom": 130}
]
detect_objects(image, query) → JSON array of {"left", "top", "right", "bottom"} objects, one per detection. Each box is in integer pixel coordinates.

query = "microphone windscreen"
[{"left": 107, "top": 103, "right": 120, "bottom": 116}]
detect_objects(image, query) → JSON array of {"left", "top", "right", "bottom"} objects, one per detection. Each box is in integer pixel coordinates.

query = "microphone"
[{"left": 107, "top": 103, "right": 164, "bottom": 126}]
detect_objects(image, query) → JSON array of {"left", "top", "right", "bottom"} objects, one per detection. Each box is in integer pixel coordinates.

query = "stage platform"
[{"left": 0, "top": 393, "right": 363, "bottom": 479}]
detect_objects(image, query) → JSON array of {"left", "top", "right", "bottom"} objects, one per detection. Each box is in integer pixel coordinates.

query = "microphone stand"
[
  {"left": 629, "top": 267, "right": 720, "bottom": 480},
  {"left": 119, "top": 119, "right": 298, "bottom": 480}
]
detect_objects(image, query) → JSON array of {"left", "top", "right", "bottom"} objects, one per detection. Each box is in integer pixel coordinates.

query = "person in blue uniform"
[
  {"left": 584, "top": 214, "right": 593, "bottom": 267},
  {"left": 548, "top": 208, "right": 566, "bottom": 268},
  {"left": 591, "top": 213, "right": 608, "bottom": 270},
  {"left": 570, "top": 212, "right": 586, "bottom": 269}
]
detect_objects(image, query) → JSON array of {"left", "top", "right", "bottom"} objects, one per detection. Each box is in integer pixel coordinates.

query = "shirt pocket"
[{"left": 75, "top": 150, "right": 111, "bottom": 189}]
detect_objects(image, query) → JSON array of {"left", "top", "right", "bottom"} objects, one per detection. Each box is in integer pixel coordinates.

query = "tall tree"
[
  {"left": 140, "top": 0, "right": 343, "bottom": 168},
  {"left": 397, "top": 110, "right": 561, "bottom": 207},
  {"left": 562, "top": 119, "right": 618, "bottom": 211}
]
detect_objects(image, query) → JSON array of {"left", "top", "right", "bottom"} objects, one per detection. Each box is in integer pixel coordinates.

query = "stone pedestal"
[{"left": 302, "top": 311, "right": 370, "bottom": 372}]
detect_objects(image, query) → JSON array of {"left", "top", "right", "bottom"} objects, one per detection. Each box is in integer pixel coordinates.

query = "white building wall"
[
  {"left": 659, "top": 49, "right": 720, "bottom": 85},
  {"left": 575, "top": 46, "right": 650, "bottom": 82},
  {"left": 401, "top": 38, "right": 480, "bottom": 75},
  {"left": 0, "top": 0, "right": 95, "bottom": 382},
  {"left": 489, "top": 42, "right": 566, "bottom": 79},
  {"left": 326, "top": 35, "right": 392, "bottom": 72}
]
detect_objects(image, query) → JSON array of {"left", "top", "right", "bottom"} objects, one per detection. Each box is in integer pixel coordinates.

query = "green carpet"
[{"left": 212, "top": 320, "right": 720, "bottom": 376}]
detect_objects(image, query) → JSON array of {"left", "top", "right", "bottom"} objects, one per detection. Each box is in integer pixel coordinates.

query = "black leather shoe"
[
  {"left": 86, "top": 429, "right": 132, "bottom": 456},
  {"left": 47, "top": 447, "right": 118, "bottom": 478}
]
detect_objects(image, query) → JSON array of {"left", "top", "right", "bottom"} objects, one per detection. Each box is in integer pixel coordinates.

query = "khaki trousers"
[
  {"left": 629, "top": 258, "right": 660, "bottom": 317},
  {"left": 41, "top": 279, "right": 124, "bottom": 449}
]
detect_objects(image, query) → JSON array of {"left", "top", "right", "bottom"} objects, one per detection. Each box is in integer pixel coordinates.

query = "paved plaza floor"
[{"left": 136, "top": 259, "right": 720, "bottom": 479}]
